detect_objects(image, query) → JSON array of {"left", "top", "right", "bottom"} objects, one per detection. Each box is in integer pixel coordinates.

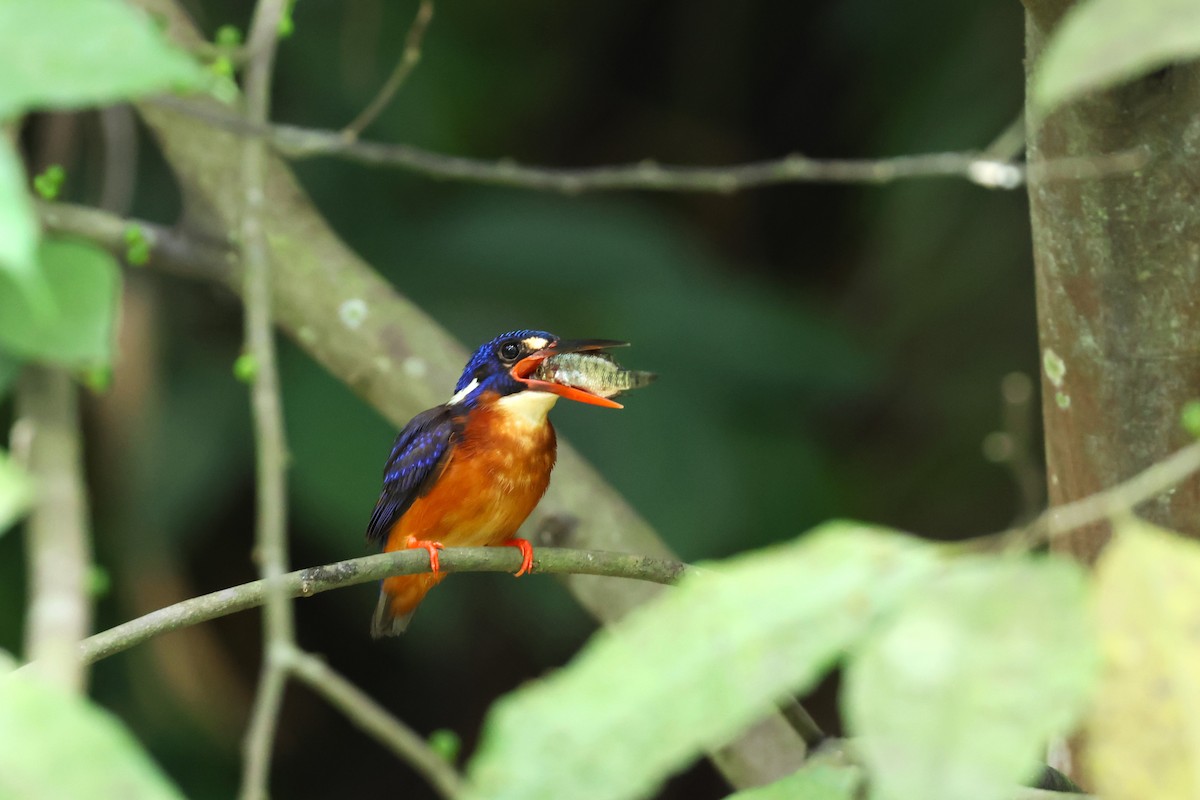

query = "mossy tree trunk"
[{"left": 1025, "top": 0, "right": 1200, "bottom": 564}]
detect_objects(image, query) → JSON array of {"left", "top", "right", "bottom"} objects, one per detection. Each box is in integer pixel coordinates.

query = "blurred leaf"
[
  {"left": 465, "top": 523, "right": 939, "bottom": 800},
  {"left": 32, "top": 164, "right": 65, "bottom": 201},
  {"left": 0, "top": 0, "right": 204, "bottom": 120},
  {"left": 844, "top": 556, "right": 1096, "bottom": 800},
  {"left": 0, "top": 448, "right": 34, "bottom": 538},
  {"left": 723, "top": 761, "right": 863, "bottom": 800},
  {"left": 0, "top": 238, "right": 120, "bottom": 366},
  {"left": 0, "top": 138, "right": 39, "bottom": 292},
  {"left": 0, "top": 674, "right": 183, "bottom": 799},
  {"left": 1086, "top": 518, "right": 1200, "bottom": 800},
  {"left": 1033, "top": 0, "right": 1200, "bottom": 114}
]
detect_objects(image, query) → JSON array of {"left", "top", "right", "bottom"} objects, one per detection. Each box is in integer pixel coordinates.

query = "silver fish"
[{"left": 531, "top": 352, "right": 656, "bottom": 399}]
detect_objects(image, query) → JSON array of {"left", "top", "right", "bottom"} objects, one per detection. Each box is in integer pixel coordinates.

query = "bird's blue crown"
[{"left": 452, "top": 329, "right": 558, "bottom": 404}]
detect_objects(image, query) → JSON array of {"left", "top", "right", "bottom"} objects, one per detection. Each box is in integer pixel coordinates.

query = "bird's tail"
[{"left": 370, "top": 573, "right": 447, "bottom": 638}]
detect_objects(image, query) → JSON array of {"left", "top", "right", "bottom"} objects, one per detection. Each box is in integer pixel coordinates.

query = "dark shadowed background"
[{"left": 1, "top": 2, "right": 1036, "bottom": 797}]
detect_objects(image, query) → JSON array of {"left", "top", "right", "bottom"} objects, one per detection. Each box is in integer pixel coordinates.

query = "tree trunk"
[{"left": 1025, "top": 1, "right": 1200, "bottom": 564}]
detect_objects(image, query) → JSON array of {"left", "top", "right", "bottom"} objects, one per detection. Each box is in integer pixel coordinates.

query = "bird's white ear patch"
[
  {"left": 448, "top": 378, "right": 480, "bottom": 405},
  {"left": 522, "top": 336, "right": 550, "bottom": 351}
]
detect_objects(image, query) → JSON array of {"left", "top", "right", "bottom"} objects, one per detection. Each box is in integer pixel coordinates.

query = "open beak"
[{"left": 512, "top": 339, "right": 628, "bottom": 409}]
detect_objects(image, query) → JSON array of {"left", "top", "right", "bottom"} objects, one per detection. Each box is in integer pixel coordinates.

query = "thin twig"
[
  {"left": 76, "top": 547, "right": 692, "bottom": 665},
  {"left": 146, "top": 96, "right": 1149, "bottom": 193},
  {"left": 16, "top": 367, "right": 92, "bottom": 693},
  {"left": 962, "top": 439, "right": 1200, "bottom": 554},
  {"left": 1036, "top": 439, "right": 1200, "bottom": 541},
  {"left": 238, "top": 2, "right": 290, "bottom": 799},
  {"left": 288, "top": 650, "right": 465, "bottom": 799},
  {"left": 341, "top": 0, "right": 434, "bottom": 140}
]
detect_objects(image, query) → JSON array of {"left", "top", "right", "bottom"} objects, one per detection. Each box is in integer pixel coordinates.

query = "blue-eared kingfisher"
[{"left": 366, "top": 330, "right": 625, "bottom": 637}]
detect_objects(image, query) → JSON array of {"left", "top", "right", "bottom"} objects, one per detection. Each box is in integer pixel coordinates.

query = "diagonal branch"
[
  {"left": 287, "top": 650, "right": 464, "bottom": 799},
  {"left": 78, "top": 546, "right": 693, "bottom": 665}
]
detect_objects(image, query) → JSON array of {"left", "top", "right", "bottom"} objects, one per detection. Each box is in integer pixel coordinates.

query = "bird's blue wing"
[{"left": 365, "top": 406, "right": 462, "bottom": 545}]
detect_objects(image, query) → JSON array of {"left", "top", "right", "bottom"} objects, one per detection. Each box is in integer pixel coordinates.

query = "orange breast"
[{"left": 384, "top": 401, "right": 558, "bottom": 552}]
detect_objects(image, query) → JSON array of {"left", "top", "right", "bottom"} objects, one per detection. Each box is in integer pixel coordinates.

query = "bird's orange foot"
[
  {"left": 503, "top": 538, "right": 534, "bottom": 577},
  {"left": 406, "top": 538, "right": 446, "bottom": 573}
]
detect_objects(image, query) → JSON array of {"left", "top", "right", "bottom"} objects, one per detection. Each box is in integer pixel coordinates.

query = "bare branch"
[
  {"left": 238, "top": 2, "right": 291, "bottom": 798},
  {"left": 288, "top": 651, "right": 465, "bottom": 799},
  {"left": 341, "top": 0, "right": 434, "bottom": 140},
  {"left": 16, "top": 367, "right": 92, "bottom": 693},
  {"left": 37, "top": 201, "right": 234, "bottom": 281},
  {"left": 1035, "top": 439, "right": 1200, "bottom": 544},
  {"left": 78, "top": 546, "right": 692, "bottom": 665},
  {"left": 147, "top": 97, "right": 1149, "bottom": 194}
]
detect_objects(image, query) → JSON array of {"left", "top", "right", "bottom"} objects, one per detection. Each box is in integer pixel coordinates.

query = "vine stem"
[{"left": 238, "top": 1, "right": 291, "bottom": 798}]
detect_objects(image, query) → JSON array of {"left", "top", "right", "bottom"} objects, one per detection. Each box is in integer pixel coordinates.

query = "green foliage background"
[{"left": 10, "top": 0, "right": 1182, "bottom": 797}]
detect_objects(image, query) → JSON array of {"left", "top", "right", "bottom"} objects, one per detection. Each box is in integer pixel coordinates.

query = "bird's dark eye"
[{"left": 498, "top": 341, "right": 521, "bottom": 362}]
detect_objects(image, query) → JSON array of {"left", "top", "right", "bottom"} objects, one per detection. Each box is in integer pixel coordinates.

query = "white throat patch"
[
  {"left": 494, "top": 391, "right": 558, "bottom": 425},
  {"left": 448, "top": 378, "right": 480, "bottom": 405}
]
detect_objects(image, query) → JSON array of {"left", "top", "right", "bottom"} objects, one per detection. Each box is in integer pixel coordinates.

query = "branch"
[
  {"left": 287, "top": 650, "right": 465, "bottom": 800},
  {"left": 16, "top": 366, "right": 92, "bottom": 693},
  {"left": 949, "top": 438, "right": 1200, "bottom": 556},
  {"left": 341, "top": 0, "right": 434, "bottom": 140},
  {"left": 37, "top": 201, "right": 234, "bottom": 281},
  {"left": 148, "top": 96, "right": 1149, "bottom": 194},
  {"left": 1032, "top": 438, "right": 1200, "bottom": 544},
  {"left": 78, "top": 547, "right": 693, "bottom": 665},
  {"left": 238, "top": 2, "right": 291, "bottom": 799}
]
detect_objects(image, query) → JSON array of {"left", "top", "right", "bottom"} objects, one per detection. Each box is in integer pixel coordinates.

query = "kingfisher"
[{"left": 366, "top": 330, "right": 627, "bottom": 637}]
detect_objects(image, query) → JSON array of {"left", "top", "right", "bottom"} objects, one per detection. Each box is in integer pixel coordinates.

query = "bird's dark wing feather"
[{"left": 365, "top": 405, "right": 462, "bottom": 545}]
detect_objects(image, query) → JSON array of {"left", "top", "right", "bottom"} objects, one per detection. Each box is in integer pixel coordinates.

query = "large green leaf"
[
  {"left": 0, "top": 0, "right": 204, "bottom": 120},
  {"left": 0, "top": 138, "right": 38, "bottom": 288},
  {"left": 723, "top": 761, "right": 863, "bottom": 800},
  {"left": 0, "top": 447, "right": 33, "bottom": 538},
  {"left": 0, "top": 238, "right": 121, "bottom": 366},
  {"left": 465, "top": 523, "right": 939, "bottom": 800},
  {"left": 0, "top": 674, "right": 183, "bottom": 799},
  {"left": 1033, "top": 0, "right": 1200, "bottom": 114},
  {"left": 844, "top": 556, "right": 1096, "bottom": 800},
  {"left": 1086, "top": 518, "right": 1200, "bottom": 800}
]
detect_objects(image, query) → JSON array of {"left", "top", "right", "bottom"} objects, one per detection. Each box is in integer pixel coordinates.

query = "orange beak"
[{"left": 511, "top": 339, "right": 627, "bottom": 409}]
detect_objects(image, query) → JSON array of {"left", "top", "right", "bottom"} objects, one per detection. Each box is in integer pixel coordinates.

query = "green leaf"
[
  {"left": 1086, "top": 518, "right": 1200, "bottom": 800},
  {"left": 0, "top": 447, "right": 34, "bottom": 538},
  {"left": 233, "top": 352, "right": 258, "bottom": 383},
  {"left": 1033, "top": 0, "right": 1200, "bottom": 114},
  {"left": 0, "top": 674, "right": 183, "bottom": 799},
  {"left": 0, "top": 238, "right": 121, "bottom": 367},
  {"left": 0, "top": 138, "right": 39, "bottom": 286},
  {"left": 724, "top": 761, "right": 863, "bottom": 800},
  {"left": 844, "top": 556, "right": 1096, "bottom": 800},
  {"left": 32, "top": 164, "right": 65, "bottom": 201},
  {"left": 465, "top": 523, "right": 939, "bottom": 800},
  {"left": 0, "top": 0, "right": 204, "bottom": 120}
]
